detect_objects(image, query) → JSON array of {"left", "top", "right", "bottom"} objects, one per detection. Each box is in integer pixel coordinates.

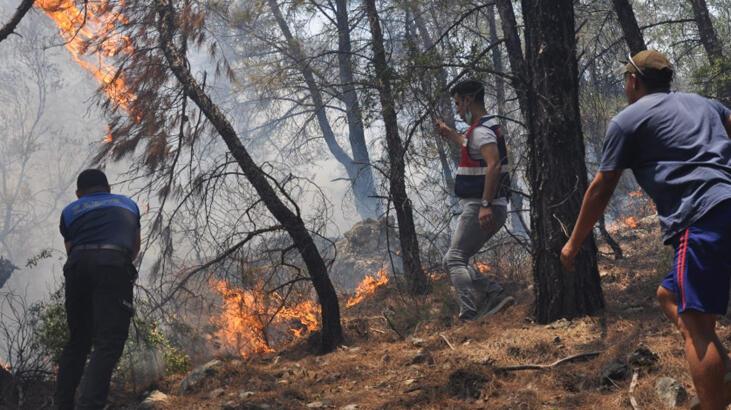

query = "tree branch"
[{"left": 0, "top": 0, "right": 34, "bottom": 44}]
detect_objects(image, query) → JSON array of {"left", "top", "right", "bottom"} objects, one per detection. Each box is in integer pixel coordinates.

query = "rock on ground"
[
  {"left": 179, "top": 359, "right": 223, "bottom": 394},
  {"left": 140, "top": 390, "right": 170, "bottom": 409},
  {"left": 655, "top": 377, "right": 687, "bottom": 408}
]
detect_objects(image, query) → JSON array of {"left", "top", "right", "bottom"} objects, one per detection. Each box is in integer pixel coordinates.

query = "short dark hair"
[
  {"left": 638, "top": 68, "right": 673, "bottom": 92},
  {"left": 77, "top": 169, "right": 110, "bottom": 194},
  {"left": 450, "top": 79, "right": 485, "bottom": 105}
]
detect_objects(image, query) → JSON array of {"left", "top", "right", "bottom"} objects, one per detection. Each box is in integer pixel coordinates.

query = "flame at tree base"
[{"left": 211, "top": 280, "right": 319, "bottom": 358}]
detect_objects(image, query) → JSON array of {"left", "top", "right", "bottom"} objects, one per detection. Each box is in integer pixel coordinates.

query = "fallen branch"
[
  {"left": 382, "top": 312, "right": 404, "bottom": 340},
  {"left": 440, "top": 333, "right": 455, "bottom": 351},
  {"left": 629, "top": 370, "right": 640, "bottom": 410},
  {"left": 496, "top": 351, "right": 602, "bottom": 371}
]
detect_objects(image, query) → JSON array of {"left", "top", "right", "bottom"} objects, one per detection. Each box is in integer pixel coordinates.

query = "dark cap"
[
  {"left": 77, "top": 169, "right": 109, "bottom": 192},
  {"left": 624, "top": 50, "right": 674, "bottom": 79}
]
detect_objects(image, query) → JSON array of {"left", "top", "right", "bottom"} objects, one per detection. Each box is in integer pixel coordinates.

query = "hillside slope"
[{"left": 115, "top": 217, "right": 720, "bottom": 409}]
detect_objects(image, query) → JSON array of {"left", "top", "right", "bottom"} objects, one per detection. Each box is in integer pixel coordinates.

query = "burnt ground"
[{"left": 109, "top": 218, "right": 725, "bottom": 409}]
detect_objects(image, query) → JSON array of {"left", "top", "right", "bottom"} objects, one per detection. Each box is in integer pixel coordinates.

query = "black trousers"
[{"left": 55, "top": 250, "right": 135, "bottom": 410}]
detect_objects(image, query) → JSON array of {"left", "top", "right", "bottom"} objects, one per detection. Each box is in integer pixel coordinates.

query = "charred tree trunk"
[
  {"left": 157, "top": 0, "right": 343, "bottom": 352},
  {"left": 612, "top": 0, "right": 647, "bottom": 54},
  {"left": 488, "top": 4, "right": 530, "bottom": 240},
  {"left": 364, "top": 0, "right": 429, "bottom": 295},
  {"left": 598, "top": 215, "right": 623, "bottom": 260},
  {"left": 522, "top": 0, "right": 604, "bottom": 323},
  {"left": 0, "top": 0, "right": 34, "bottom": 43},
  {"left": 268, "top": 0, "right": 380, "bottom": 219}
]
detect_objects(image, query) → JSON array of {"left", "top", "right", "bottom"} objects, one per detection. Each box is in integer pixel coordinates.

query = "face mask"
[{"left": 465, "top": 111, "right": 473, "bottom": 125}]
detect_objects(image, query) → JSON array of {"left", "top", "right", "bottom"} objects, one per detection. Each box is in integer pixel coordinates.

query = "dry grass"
[{"left": 112, "top": 219, "right": 730, "bottom": 409}]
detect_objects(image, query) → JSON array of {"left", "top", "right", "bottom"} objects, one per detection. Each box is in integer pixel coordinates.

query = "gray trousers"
[{"left": 443, "top": 199, "right": 507, "bottom": 318}]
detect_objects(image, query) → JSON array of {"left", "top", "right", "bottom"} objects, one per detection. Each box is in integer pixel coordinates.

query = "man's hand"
[
  {"left": 435, "top": 118, "right": 452, "bottom": 139},
  {"left": 560, "top": 242, "right": 579, "bottom": 272},
  {"left": 561, "top": 170, "right": 622, "bottom": 273},
  {"left": 478, "top": 206, "right": 494, "bottom": 231}
]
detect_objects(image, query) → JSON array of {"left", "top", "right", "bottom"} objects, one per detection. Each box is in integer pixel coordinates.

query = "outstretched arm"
[
  {"left": 435, "top": 119, "right": 464, "bottom": 146},
  {"left": 561, "top": 170, "right": 622, "bottom": 271}
]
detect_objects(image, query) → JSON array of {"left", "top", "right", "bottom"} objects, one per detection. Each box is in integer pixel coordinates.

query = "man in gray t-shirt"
[
  {"left": 436, "top": 79, "right": 514, "bottom": 320},
  {"left": 561, "top": 50, "right": 731, "bottom": 409}
]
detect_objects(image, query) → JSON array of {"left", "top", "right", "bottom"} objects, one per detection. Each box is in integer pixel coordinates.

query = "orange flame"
[
  {"left": 624, "top": 216, "right": 639, "bottom": 229},
  {"left": 38, "top": 0, "right": 135, "bottom": 112},
  {"left": 211, "top": 279, "right": 319, "bottom": 358},
  {"left": 475, "top": 261, "right": 492, "bottom": 274},
  {"left": 346, "top": 269, "right": 389, "bottom": 308}
]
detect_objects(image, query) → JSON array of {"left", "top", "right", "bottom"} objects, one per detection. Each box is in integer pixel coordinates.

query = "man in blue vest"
[
  {"left": 55, "top": 169, "right": 141, "bottom": 410},
  {"left": 436, "top": 79, "right": 515, "bottom": 320},
  {"left": 561, "top": 50, "right": 731, "bottom": 409}
]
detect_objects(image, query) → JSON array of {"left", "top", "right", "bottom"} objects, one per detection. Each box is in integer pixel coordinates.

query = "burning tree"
[{"left": 39, "top": 0, "right": 344, "bottom": 352}]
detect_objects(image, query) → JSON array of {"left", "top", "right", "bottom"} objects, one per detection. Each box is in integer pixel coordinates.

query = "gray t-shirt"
[{"left": 600, "top": 91, "right": 731, "bottom": 243}]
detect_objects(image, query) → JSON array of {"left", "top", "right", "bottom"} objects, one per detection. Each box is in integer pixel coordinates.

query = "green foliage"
[
  {"left": 691, "top": 58, "right": 731, "bottom": 103},
  {"left": 129, "top": 317, "right": 191, "bottom": 375},
  {"left": 31, "top": 288, "right": 68, "bottom": 364},
  {"left": 32, "top": 288, "right": 190, "bottom": 376}
]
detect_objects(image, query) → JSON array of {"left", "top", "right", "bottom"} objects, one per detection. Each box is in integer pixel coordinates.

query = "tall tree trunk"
[
  {"left": 0, "top": 0, "right": 34, "bottom": 43},
  {"left": 333, "top": 0, "right": 382, "bottom": 218},
  {"left": 688, "top": 0, "right": 724, "bottom": 61},
  {"left": 364, "top": 0, "right": 429, "bottom": 295},
  {"left": 157, "top": 0, "right": 343, "bottom": 352},
  {"left": 612, "top": 0, "right": 647, "bottom": 54},
  {"left": 687, "top": 0, "right": 731, "bottom": 103},
  {"left": 488, "top": 4, "right": 530, "bottom": 240},
  {"left": 268, "top": 0, "right": 380, "bottom": 219},
  {"left": 521, "top": 0, "right": 604, "bottom": 323}
]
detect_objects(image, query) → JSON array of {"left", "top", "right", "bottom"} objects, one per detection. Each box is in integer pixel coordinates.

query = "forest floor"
[{"left": 112, "top": 217, "right": 726, "bottom": 409}]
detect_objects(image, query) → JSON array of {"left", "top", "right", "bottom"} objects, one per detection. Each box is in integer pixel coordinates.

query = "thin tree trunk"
[
  {"left": 410, "top": 3, "right": 460, "bottom": 166},
  {"left": 612, "top": 0, "right": 647, "bottom": 54},
  {"left": 598, "top": 215, "right": 623, "bottom": 260},
  {"left": 495, "top": 0, "right": 529, "bottom": 115},
  {"left": 157, "top": 0, "right": 343, "bottom": 352},
  {"left": 268, "top": 0, "right": 380, "bottom": 219},
  {"left": 364, "top": 0, "right": 429, "bottom": 295},
  {"left": 488, "top": 4, "right": 530, "bottom": 240},
  {"left": 522, "top": 0, "right": 604, "bottom": 323},
  {"left": 405, "top": 5, "right": 455, "bottom": 197},
  {"left": 0, "top": 0, "right": 34, "bottom": 43}
]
